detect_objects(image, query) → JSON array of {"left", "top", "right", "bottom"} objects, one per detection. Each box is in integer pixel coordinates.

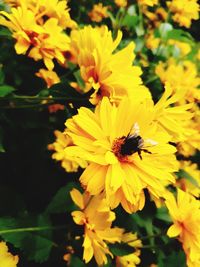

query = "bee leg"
[
  {"left": 138, "top": 150, "right": 143, "bottom": 160},
  {"left": 142, "top": 149, "right": 152, "bottom": 154}
]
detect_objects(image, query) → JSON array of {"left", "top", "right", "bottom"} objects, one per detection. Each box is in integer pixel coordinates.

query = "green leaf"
[
  {"left": 158, "top": 23, "right": 173, "bottom": 39},
  {"left": 0, "top": 214, "right": 54, "bottom": 263},
  {"left": 158, "top": 251, "right": 186, "bottom": 267},
  {"left": 109, "top": 242, "right": 134, "bottom": 256},
  {"left": 45, "top": 182, "right": 78, "bottom": 214},
  {"left": 0, "top": 27, "right": 12, "bottom": 38},
  {"left": 0, "top": 85, "right": 15, "bottom": 97},
  {"left": 49, "top": 81, "right": 82, "bottom": 98},
  {"left": 121, "top": 14, "right": 138, "bottom": 29},
  {"left": 70, "top": 255, "right": 85, "bottom": 267},
  {"left": 156, "top": 207, "right": 172, "bottom": 223}
]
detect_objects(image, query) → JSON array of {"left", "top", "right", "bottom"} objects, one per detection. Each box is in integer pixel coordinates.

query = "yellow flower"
[
  {"left": 36, "top": 68, "right": 60, "bottom": 88},
  {"left": 114, "top": 0, "right": 128, "bottom": 8},
  {"left": 167, "top": 0, "right": 199, "bottom": 28},
  {"left": 0, "top": 242, "right": 19, "bottom": 267},
  {"left": 153, "top": 83, "right": 194, "bottom": 142},
  {"left": 138, "top": 0, "right": 158, "bottom": 6},
  {"left": 145, "top": 33, "right": 160, "bottom": 50},
  {"left": 155, "top": 58, "right": 200, "bottom": 105},
  {"left": 48, "top": 130, "right": 88, "bottom": 172},
  {"left": 166, "top": 189, "right": 200, "bottom": 267},
  {"left": 88, "top": 3, "right": 108, "bottom": 22},
  {"left": 70, "top": 188, "right": 123, "bottom": 265},
  {"left": 177, "top": 108, "right": 200, "bottom": 157},
  {"left": 0, "top": 5, "right": 71, "bottom": 70},
  {"left": 116, "top": 232, "right": 142, "bottom": 267},
  {"left": 70, "top": 25, "right": 150, "bottom": 105},
  {"left": 28, "top": 18, "right": 70, "bottom": 70},
  {"left": 167, "top": 39, "right": 191, "bottom": 56},
  {"left": 176, "top": 161, "right": 200, "bottom": 197},
  {"left": 143, "top": 7, "right": 167, "bottom": 27},
  {"left": 4, "top": 0, "right": 77, "bottom": 29},
  {"left": 65, "top": 97, "right": 178, "bottom": 213}
]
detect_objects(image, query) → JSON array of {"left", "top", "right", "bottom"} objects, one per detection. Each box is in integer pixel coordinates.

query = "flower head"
[
  {"left": 70, "top": 188, "right": 123, "bottom": 265},
  {"left": 69, "top": 25, "right": 149, "bottom": 104},
  {"left": 166, "top": 190, "right": 200, "bottom": 267},
  {"left": 114, "top": 0, "right": 128, "bottom": 8},
  {"left": 116, "top": 232, "right": 142, "bottom": 267},
  {"left": 167, "top": 0, "right": 199, "bottom": 28},
  {"left": 0, "top": 242, "right": 19, "bottom": 267},
  {"left": 65, "top": 97, "right": 178, "bottom": 213},
  {"left": 88, "top": 3, "right": 109, "bottom": 22},
  {"left": 36, "top": 68, "right": 60, "bottom": 88},
  {"left": 138, "top": 0, "right": 158, "bottom": 6},
  {"left": 48, "top": 130, "right": 88, "bottom": 172}
]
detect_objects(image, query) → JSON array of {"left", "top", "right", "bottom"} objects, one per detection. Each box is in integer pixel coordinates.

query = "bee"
[{"left": 120, "top": 123, "right": 157, "bottom": 160}]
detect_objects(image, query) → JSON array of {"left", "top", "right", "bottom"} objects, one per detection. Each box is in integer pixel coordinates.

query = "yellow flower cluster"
[
  {"left": 46, "top": 21, "right": 197, "bottom": 265},
  {"left": 0, "top": 242, "right": 19, "bottom": 267},
  {"left": 167, "top": 0, "right": 199, "bottom": 28},
  {"left": 0, "top": 0, "right": 76, "bottom": 70},
  {"left": 166, "top": 190, "right": 200, "bottom": 267}
]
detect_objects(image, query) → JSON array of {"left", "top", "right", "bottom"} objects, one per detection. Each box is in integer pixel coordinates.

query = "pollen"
[{"left": 112, "top": 137, "right": 129, "bottom": 162}]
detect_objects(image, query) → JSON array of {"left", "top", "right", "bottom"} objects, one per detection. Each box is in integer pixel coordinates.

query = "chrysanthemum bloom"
[
  {"left": 4, "top": 0, "right": 77, "bottom": 29},
  {"left": 153, "top": 83, "right": 194, "bottom": 142},
  {"left": 114, "top": 0, "right": 128, "bottom": 8},
  {"left": 116, "top": 232, "right": 142, "bottom": 267},
  {"left": 138, "top": 0, "right": 158, "bottom": 6},
  {"left": 0, "top": 6, "right": 71, "bottom": 70},
  {"left": 65, "top": 97, "right": 178, "bottom": 213},
  {"left": 48, "top": 130, "right": 87, "bottom": 172},
  {"left": 177, "top": 108, "right": 200, "bottom": 157},
  {"left": 142, "top": 7, "right": 167, "bottom": 28},
  {"left": 36, "top": 69, "right": 60, "bottom": 88},
  {"left": 156, "top": 59, "right": 200, "bottom": 104},
  {"left": 70, "top": 188, "right": 123, "bottom": 265},
  {"left": 167, "top": 0, "right": 199, "bottom": 28},
  {"left": 167, "top": 40, "right": 191, "bottom": 56},
  {"left": 88, "top": 3, "right": 109, "bottom": 22},
  {"left": 69, "top": 25, "right": 150, "bottom": 105},
  {"left": 0, "top": 242, "right": 19, "bottom": 267},
  {"left": 176, "top": 161, "right": 200, "bottom": 197},
  {"left": 166, "top": 190, "right": 200, "bottom": 267}
]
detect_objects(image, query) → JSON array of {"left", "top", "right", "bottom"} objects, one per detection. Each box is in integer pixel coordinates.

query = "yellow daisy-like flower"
[
  {"left": 4, "top": 0, "right": 77, "bottom": 29},
  {"left": 176, "top": 161, "right": 200, "bottom": 197},
  {"left": 36, "top": 68, "right": 60, "bottom": 88},
  {"left": 155, "top": 58, "right": 200, "bottom": 105},
  {"left": 116, "top": 232, "right": 142, "bottom": 267},
  {"left": 167, "top": 0, "right": 199, "bottom": 28},
  {"left": 166, "top": 190, "right": 200, "bottom": 267},
  {"left": 167, "top": 39, "right": 191, "bottom": 56},
  {"left": 48, "top": 130, "right": 88, "bottom": 172},
  {"left": 65, "top": 97, "right": 178, "bottom": 213},
  {"left": 88, "top": 3, "right": 109, "bottom": 22},
  {"left": 138, "top": 0, "right": 158, "bottom": 7},
  {"left": 70, "top": 188, "right": 123, "bottom": 265},
  {"left": 0, "top": 5, "right": 71, "bottom": 70},
  {"left": 70, "top": 25, "right": 149, "bottom": 105},
  {"left": 0, "top": 242, "right": 19, "bottom": 267},
  {"left": 114, "top": 0, "right": 128, "bottom": 8},
  {"left": 153, "top": 83, "right": 194, "bottom": 142}
]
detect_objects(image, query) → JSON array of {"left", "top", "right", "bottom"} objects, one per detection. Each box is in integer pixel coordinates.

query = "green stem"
[{"left": 0, "top": 225, "right": 66, "bottom": 235}]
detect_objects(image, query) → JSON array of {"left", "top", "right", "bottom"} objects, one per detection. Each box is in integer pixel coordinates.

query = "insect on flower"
[{"left": 120, "top": 123, "right": 157, "bottom": 160}]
